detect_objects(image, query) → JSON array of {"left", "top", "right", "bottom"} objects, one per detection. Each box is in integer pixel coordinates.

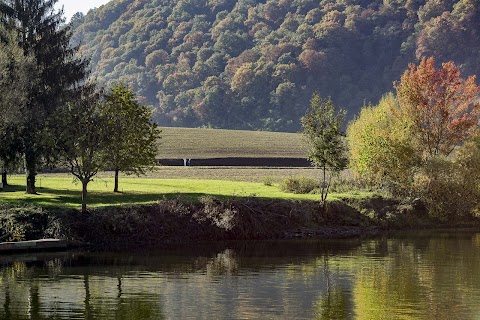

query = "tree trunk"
[
  {"left": 82, "top": 180, "right": 88, "bottom": 213},
  {"left": 1, "top": 169, "right": 7, "bottom": 186},
  {"left": 25, "top": 148, "right": 37, "bottom": 194},
  {"left": 26, "top": 171, "right": 36, "bottom": 194},
  {"left": 114, "top": 168, "right": 119, "bottom": 193}
]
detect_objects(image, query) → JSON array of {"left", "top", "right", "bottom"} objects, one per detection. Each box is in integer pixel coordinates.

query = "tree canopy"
[
  {"left": 302, "top": 93, "right": 346, "bottom": 203},
  {"left": 395, "top": 56, "right": 480, "bottom": 159},
  {"left": 1, "top": 0, "right": 88, "bottom": 193},
  {"left": 102, "top": 83, "right": 161, "bottom": 193},
  {"left": 71, "top": 0, "right": 480, "bottom": 131},
  {"left": 56, "top": 84, "right": 109, "bottom": 213}
]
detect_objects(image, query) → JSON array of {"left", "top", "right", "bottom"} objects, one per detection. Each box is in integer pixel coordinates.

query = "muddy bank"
[{"left": 0, "top": 196, "right": 478, "bottom": 250}]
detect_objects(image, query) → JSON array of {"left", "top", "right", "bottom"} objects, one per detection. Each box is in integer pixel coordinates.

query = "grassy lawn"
[
  {"left": 158, "top": 127, "right": 307, "bottom": 159},
  {"left": 0, "top": 173, "right": 374, "bottom": 208}
]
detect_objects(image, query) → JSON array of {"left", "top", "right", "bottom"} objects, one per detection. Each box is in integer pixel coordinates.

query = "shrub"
[
  {"left": 279, "top": 176, "right": 318, "bottom": 194},
  {"left": 328, "top": 170, "right": 373, "bottom": 193},
  {"left": 413, "top": 140, "right": 480, "bottom": 221},
  {"left": 262, "top": 176, "right": 275, "bottom": 186}
]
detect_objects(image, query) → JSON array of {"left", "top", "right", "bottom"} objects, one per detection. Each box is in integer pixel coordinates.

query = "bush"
[
  {"left": 0, "top": 204, "right": 50, "bottom": 241},
  {"left": 262, "top": 176, "right": 275, "bottom": 186},
  {"left": 413, "top": 141, "right": 480, "bottom": 221},
  {"left": 279, "top": 176, "right": 318, "bottom": 194},
  {"left": 329, "top": 171, "right": 373, "bottom": 193}
]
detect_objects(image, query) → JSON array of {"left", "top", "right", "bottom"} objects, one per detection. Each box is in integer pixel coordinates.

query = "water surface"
[{"left": 1, "top": 233, "right": 480, "bottom": 319}]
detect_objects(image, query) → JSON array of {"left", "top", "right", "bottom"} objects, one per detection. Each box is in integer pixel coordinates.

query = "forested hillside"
[{"left": 71, "top": 0, "right": 480, "bottom": 132}]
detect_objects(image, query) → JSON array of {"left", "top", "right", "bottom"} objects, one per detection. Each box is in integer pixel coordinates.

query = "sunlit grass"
[{"left": 0, "top": 174, "right": 376, "bottom": 208}]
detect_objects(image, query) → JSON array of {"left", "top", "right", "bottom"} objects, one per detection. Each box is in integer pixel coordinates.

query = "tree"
[
  {"left": 57, "top": 84, "right": 109, "bottom": 213},
  {"left": 301, "top": 93, "right": 347, "bottom": 203},
  {"left": 395, "top": 57, "right": 480, "bottom": 160},
  {"left": 103, "top": 83, "right": 160, "bottom": 193},
  {"left": 346, "top": 93, "right": 419, "bottom": 189},
  {"left": 0, "top": 29, "right": 35, "bottom": 186},
  {"left": 0, "top": 0, "right": 88, "bottom": 193}
]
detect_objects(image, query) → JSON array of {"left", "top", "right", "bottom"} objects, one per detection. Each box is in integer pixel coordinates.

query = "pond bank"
[{"left": 0, "top": 196, "right": 478, "bottom": 250}]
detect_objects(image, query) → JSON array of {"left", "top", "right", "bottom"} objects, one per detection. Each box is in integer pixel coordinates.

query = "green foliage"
[
  {"left": 262, "top": 176, "right": 275, "bottom": 186},
  {"left": 71, "top": 0, "right": 480, "bottom": 131},
  {"left": 279, "top": 176, "right": 318, "bottom": 194},
  {"left": 347, "top": 94, "right": 419, "bottom": 191},
  {"left": 302, "top": 93, "right": 347, "bottom": 172},
  {"left": 302, "top": 93, "right": 347, "bottom": 202},
  {"left": 0, "top": 31, "right": 34, "bottom": 171},
  {"left": 102, "top": 83, "right": 161, "bottom": 192},
  {"left": 56, "top": 83, "right": 110, "bottom": 212},
  {"left": 1, "top": 0, "right": 88, "bottom": 193},
  {"left": 0, "top": 204, "right": 48, "bottom": 241}
]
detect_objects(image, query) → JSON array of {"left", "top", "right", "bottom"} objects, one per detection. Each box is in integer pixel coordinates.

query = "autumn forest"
[{"left": 71, "top": 0, "right": 480, "bottom": 131}]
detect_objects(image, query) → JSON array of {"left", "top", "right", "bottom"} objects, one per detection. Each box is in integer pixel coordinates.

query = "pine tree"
[{"left": 0, "top": 0, "right": 88, "bottom": 193}]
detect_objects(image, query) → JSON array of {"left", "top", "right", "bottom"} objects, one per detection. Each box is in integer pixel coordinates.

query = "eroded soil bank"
[{"left": 1, "top": 196, "right": 478, "bottom": 250}]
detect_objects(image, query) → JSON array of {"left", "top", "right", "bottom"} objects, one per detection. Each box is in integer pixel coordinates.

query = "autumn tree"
[
  {"left": 302, "top": 93, "right": 347, "bottom": 203},
  {"left": 347, "top": 94, "right": 419, "bottom": 190},
  {"left": 102, "top": 83, "right": 161, "bottom": 193},
  {"left": 395, "top": 57, "right": 480, "bottom": 160}
]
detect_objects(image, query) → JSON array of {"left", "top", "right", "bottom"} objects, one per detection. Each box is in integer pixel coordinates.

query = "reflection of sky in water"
[{"left": 1, "top": 234, "right": 480, "bottom": 319}]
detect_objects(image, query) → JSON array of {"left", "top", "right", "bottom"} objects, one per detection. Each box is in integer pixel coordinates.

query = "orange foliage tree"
[{"left": 395, "top": 57, "right": 480, "bottom": 159}]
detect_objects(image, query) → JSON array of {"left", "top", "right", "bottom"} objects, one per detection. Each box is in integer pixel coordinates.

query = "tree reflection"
[
  {"left": 314, "top": 287, "right": 350, "bottom": 320},
  {"left": 1, "top": 236, "right": 480, "bottom": 319}
]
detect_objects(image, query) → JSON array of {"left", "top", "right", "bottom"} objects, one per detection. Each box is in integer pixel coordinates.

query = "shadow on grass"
[
  {"left": 0, "top": 184, "right": 235, "bottom": 208},
  {"left": 1, "top": 184, "right": 27, "bottom": 193}
]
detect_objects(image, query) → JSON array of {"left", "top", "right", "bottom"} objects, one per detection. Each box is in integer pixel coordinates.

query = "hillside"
[
  {"left": 72, "top": 0, "right": 480, "bottom": 132},
  {"left": 158, "top": 126, "right": 306, "bottom": 159}
]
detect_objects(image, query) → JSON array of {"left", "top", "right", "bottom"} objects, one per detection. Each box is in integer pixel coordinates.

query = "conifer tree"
[{"left": 0, "top": 0, "right": 88, "bottom": 193}]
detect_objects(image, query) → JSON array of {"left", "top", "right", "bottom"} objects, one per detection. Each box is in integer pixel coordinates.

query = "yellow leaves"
[{"left": 347, "top": 93, "right": 417, "bottom": 186}]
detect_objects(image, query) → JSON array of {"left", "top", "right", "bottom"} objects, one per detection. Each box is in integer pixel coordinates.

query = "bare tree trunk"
[
  {"left": 82, "top": 180, "right": 88, "bottom": 213},
  {"left": 1, "top": 168, "right": 7, "bottom": 186},
  {"left": 114, "top": 168, "right": 119, "bottom": 193}
]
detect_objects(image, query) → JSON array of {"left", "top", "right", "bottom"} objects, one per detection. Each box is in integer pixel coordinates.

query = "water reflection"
[{"left": 1, "top": 233, "right": 480, "bottom": 319}]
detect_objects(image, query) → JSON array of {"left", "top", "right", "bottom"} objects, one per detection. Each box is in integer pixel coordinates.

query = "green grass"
[
  {"left": 1, "top": 174, "right": 375, "bottom": 208},
  {"left": 158, "top": 127, "right": 307, "bottom": 159}
]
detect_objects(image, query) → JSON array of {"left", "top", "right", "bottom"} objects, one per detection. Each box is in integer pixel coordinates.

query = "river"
[{"left": 1, "top": 232, "right": 480, "bottom": 319}]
